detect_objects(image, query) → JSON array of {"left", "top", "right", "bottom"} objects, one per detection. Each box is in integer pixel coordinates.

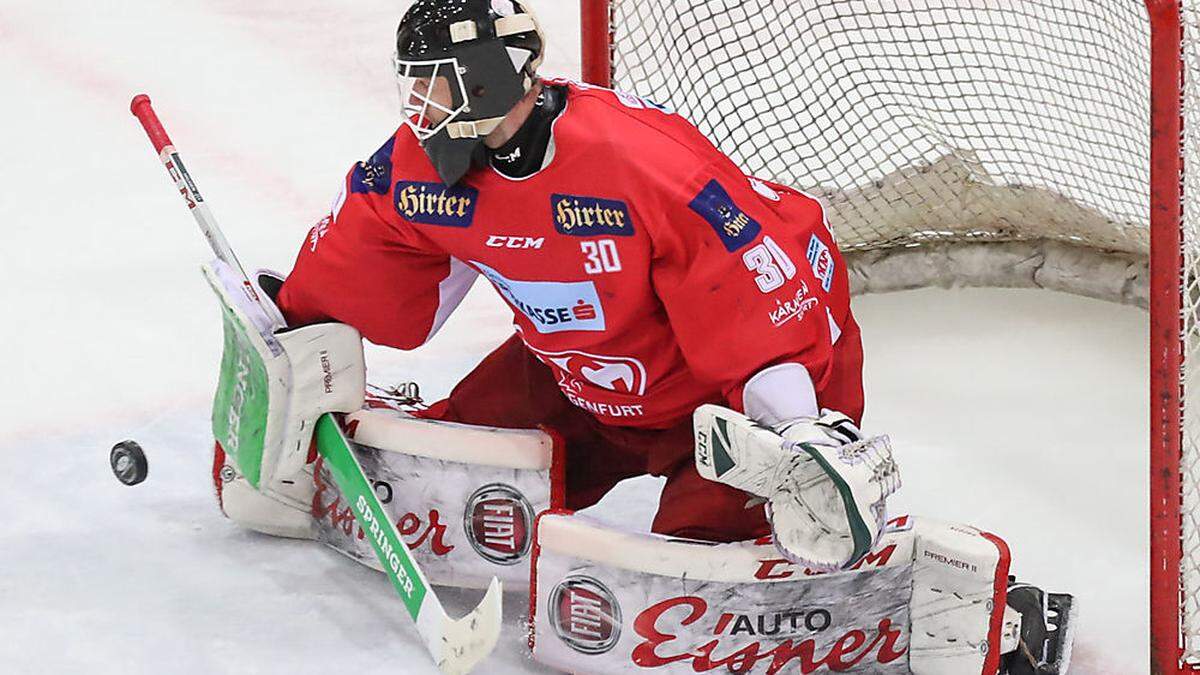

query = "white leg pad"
[
  {"left": 530, "top": 512, "right": 1010, "bottom": 675},
  {"left": 214, "top": 405, "right": 561, "bottom": 588},
  {"left": 314, "top": 407, "right": 559, "bottom": 589}
]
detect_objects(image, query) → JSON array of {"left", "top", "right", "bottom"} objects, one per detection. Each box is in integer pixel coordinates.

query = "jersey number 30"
[{"left": 582, "top": 240, "right": 622, "bottom": 275}]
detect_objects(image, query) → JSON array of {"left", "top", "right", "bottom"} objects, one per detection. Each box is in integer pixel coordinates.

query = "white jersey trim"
[{"left": 428, "top": 257, "right": 478, "bottom": 342}]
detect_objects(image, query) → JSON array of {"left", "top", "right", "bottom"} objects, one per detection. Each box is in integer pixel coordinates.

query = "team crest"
[{"left": 524, "top": 345, "right": 648, "bottom": 396}]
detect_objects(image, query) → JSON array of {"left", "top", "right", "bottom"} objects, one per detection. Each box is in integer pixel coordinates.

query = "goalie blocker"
[{"left": 207, "top": 258, "right": 563, "bottom": 589}]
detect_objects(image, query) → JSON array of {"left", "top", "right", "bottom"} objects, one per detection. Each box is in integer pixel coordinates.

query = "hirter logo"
[
  {"left": 350, "top": 137, "right": 395, "bottom": 196},
  {"left": 549, "top": 575, "right": 622, "bottom": 655},
  {"left": 690, "top": 179, "right": 762, "bottom": 253},
  {"left": 551, "top": 194, "right": 635, "bottom": 237},
  {"left": 394, "top": 181, "right": 478, "bottom": 228},
  {"left": 463, "top": 484, "right": 534, "bottom": 565}
]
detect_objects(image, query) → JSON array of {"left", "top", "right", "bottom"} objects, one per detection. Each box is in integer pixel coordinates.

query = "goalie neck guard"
[{"left": 395, "top": 0, "right": 545, "bottom": 185}]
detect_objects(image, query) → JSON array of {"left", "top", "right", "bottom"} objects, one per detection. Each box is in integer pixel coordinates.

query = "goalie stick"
[{"left": 130, "top": 94, "right": 502, "bottom": 675}]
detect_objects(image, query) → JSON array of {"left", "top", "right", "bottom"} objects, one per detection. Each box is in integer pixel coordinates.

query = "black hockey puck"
[{"left": 110, "top": 441, "right": 148, "bottom": 486}]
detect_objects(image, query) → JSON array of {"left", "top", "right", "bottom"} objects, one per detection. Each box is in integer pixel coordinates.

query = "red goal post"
[{"left": 581, "top": 0, "right": 1191, "bottom": 672}]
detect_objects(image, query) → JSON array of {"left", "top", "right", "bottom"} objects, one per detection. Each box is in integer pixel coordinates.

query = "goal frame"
[{"left": 580, "top": 0, "right": 1189, "bottom": 672}]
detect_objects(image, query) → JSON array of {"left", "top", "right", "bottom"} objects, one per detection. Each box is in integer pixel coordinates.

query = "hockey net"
[{"left": 581, "top": 0, "right": 1196, "bottom": 671}]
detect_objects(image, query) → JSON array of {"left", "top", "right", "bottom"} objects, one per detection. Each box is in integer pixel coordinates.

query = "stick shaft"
[
  {"left": 316, "top": 414, "right": 502, "bottom": 673},
  {"left": 130, "top": 94, "right": 282, "bottom": 333}
]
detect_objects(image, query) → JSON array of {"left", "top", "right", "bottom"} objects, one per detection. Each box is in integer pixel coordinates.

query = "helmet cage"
[
  {"left": 392, "top": 0, "right": 547, "bottom": 183},
  {"left": 394, "top": 55, "right": 471, "bottom": 142}
]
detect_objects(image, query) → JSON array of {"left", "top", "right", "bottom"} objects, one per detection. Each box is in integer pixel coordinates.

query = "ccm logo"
[{"left": 486, "top": 235, "right": 544, "bottom": 250}]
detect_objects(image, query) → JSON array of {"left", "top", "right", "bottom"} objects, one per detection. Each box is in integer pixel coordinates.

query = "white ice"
[{"left": 0, "top": 1, "right": 1147, "bottom": 673}]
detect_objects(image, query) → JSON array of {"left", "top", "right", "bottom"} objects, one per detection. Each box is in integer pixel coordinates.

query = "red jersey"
[{"left": 278, "top": 80, "right": 853, "bottom": 429}]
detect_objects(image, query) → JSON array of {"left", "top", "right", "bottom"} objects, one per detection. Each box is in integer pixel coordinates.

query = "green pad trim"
[
  {"left": 712, "top": 417, "right": 737, "bottom": 478},
  {"left": 211, "top": 301, "right": 271, "bottom": 488}
]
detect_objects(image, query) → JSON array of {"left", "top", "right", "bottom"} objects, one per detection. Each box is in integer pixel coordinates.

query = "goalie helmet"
[{"left": 395, "top": 0, "right": 546, "bottom": 185}]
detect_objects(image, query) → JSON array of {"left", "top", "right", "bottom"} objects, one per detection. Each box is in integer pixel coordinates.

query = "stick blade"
[{"left": 423, "top": 577, "right": 504, "bottom": 675}]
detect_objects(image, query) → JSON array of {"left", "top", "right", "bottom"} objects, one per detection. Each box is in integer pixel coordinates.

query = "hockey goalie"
[{"left": 204, "top": 0, "right": 1076, "bottom": 673}]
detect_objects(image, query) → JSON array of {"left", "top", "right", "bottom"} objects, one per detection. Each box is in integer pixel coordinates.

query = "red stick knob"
[{"left": 130, "top": 94, "right": 173, "bottom": 154}]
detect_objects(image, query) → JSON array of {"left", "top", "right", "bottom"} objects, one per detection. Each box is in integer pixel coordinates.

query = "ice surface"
[{"left": 0, "top": 1, "right": 1147, "bottom": 673}]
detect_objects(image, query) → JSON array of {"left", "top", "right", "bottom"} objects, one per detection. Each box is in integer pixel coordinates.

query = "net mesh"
[
  {"left": 603, "top": 0, "right": 1197, "bottom": 664},
  {"left": 607, "top": 0, "right": 1149, "bottom": 256}
]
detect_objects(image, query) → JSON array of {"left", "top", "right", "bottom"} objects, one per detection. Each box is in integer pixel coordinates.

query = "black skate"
[{"left": 1001, "top": 578, "right": 1077, "bottom": 674}]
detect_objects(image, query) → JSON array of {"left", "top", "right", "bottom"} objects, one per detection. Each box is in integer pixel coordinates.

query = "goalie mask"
[{"left": 395, "top": 0, "right": 545, "bottom": 185}]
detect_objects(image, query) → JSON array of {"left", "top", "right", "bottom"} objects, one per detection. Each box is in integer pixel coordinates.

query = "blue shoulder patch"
[
  {"left": 350, "top": 136, "right": 395, "bottom": 196},
  {"left": 394, "top": 181, "right": 479, "bottom": 228},
  {"left": 689, "top": 179, "right": 762, "bottom": 252}
]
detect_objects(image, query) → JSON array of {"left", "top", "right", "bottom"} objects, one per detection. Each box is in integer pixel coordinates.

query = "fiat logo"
[
  {"left": 548, "top": 574, "right": 622, "bottom": 655},
  {"left": 463, "top": 483, "right": 534, "bottom": 565}
]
